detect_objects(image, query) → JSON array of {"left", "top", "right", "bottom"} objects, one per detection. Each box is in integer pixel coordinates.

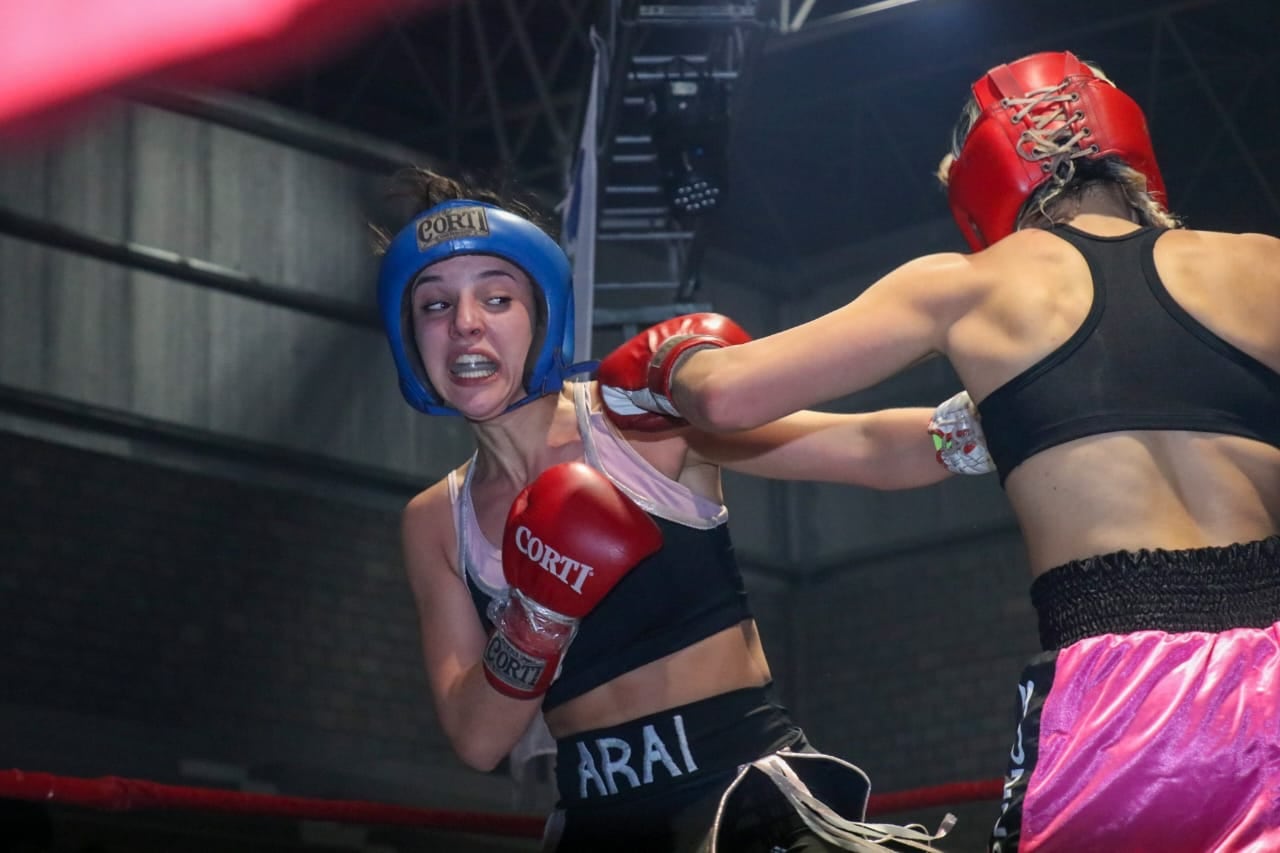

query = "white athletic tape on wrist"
[{"left": 930, "top": 390, "right": 994, "bottom": 476}]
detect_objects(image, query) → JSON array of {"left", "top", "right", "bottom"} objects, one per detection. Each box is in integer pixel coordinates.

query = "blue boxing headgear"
[{"left": 377, "top": 200, "right": 586, "bottom": 416}]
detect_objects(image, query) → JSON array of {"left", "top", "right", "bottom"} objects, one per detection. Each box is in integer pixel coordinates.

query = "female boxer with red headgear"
[
  {"left": 599, "top": 52, "right": 1280, "bottom": 852},
  {"left": 375, "top": 168, "right": 974, "bottom": 852}
]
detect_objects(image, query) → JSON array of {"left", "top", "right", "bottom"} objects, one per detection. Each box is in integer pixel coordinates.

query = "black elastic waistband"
[
  {"left": 554, "top": 684, "right": 799, "bottom": 805},
  {"left": 1031, "top": 535, "right": 1280, "bottom": 650}
]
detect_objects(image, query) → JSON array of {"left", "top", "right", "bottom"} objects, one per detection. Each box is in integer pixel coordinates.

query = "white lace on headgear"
[{"left": 1005, "top": 82, "right": 1100, "bottom": 187}]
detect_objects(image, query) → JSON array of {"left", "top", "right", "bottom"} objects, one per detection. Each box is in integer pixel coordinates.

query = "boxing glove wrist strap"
[
  {"left": 646, "top": 336, "right": 726, "bottom": 413},
  {"left": 482, "top": 591, "right": 577, "bottom": 699}
]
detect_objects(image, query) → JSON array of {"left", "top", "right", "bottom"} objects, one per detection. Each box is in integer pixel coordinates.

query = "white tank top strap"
[
  {"left": 448, "top": 455, "right": 507, "bottom": 597},
  {"left": 572, "top": 382, "right": 728, "bottom": 529},
  {"left": 446, "top": 466, "right": 463, "bottom": 583}
]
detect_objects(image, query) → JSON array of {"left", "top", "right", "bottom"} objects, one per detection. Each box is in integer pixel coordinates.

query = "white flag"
[{"left": 560, "top": 29, "right": 606, "bottom": 361}]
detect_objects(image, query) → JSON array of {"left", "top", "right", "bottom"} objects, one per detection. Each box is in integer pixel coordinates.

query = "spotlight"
[{"left": 647, "top": 75, "right": 730, "bottom": 221}]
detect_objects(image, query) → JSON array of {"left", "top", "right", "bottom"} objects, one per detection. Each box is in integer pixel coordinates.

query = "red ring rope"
[{"left": 0, "top": 768, "right": 1001, "bottom": 838}]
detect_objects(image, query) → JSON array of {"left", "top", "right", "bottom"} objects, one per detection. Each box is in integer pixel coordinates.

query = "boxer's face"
[{"left": 409, "top": 254, "right": 538, "bottom": 420}]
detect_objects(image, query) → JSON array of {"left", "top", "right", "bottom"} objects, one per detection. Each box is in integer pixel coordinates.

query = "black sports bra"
[{"left": 978, "top": 225, "right": 1280, "bottom": 483}]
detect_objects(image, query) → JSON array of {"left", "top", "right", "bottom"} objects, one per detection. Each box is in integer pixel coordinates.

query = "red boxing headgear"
[{"left": 946, "top": 51, "right": 1168, "bottom": 251}]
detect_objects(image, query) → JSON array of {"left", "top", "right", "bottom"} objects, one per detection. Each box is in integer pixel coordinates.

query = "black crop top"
[
  {"left": 978, "top": 224, "right": 1280, "bottom": 483},
  {"left": 456, "top": 385, "right": 752, "bottom": 712},
  {"left": 466, "top": 518, "right": 749, "bottom": 711}
]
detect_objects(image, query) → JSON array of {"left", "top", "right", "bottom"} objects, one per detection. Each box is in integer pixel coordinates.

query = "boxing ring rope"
[{"left": 0, "top": 768, "right": 1002, "bottom": 839}]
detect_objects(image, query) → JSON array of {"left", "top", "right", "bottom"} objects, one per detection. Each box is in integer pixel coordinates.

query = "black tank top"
[{"left": 978, "top": 224, "right": 1280, "bottom": 483}]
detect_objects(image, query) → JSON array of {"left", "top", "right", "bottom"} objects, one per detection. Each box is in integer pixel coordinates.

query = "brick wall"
[
  {"left": 0, "top": 427, "right": 500, "bottom": 812},
  {"left": 0, "top": 428, "right": 802, "bottom": 823}
]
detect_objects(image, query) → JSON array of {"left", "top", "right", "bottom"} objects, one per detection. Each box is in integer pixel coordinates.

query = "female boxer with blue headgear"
[
  {"left": 600, "top": 52, "right": 1280, "bottom": 852},
  {"left": 376, "top": 168, "right": 980, "bottom": 852}
]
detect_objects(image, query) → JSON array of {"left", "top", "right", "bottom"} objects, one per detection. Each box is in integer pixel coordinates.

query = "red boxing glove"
[
  {"left": 482, "top": 462, "right": 663, "bottom": 699},
  {"left": 597, "top": 313, "right": 752, "bottom": 431}
]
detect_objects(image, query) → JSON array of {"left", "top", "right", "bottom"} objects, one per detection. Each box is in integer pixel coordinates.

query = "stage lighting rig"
[{"left": 647, "top": 70, "right": 731, "bottom": 221}]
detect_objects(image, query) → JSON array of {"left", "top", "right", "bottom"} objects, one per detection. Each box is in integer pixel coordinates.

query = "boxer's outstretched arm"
[
  {"left": 685, "top": 406, "right": 958, "bottom": 490},
  {"left": 669, "top": 252, "right": 984, "bottom": 432}
]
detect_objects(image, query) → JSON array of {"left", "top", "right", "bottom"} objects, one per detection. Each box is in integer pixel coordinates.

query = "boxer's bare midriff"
[
  {"left": 544, "top": 619, "right": 771, "bottom": 738},
  {"left": 1005, "top": 432, "right": 1280, "bottom": 576}
]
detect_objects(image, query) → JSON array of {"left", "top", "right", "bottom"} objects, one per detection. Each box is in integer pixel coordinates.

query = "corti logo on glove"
[
  {"left": 514, "top": 526, "right": 595, "bottom": 593},
  {"left": 483, "top": 633, "right": 545, "bottom": 692}
]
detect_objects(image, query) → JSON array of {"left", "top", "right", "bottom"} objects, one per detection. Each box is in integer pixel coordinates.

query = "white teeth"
[{"left": 451, "top": 354, "right": 497, "bottom": 378}]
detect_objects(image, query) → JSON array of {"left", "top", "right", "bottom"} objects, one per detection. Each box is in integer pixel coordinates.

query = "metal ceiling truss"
[
  {"left": 240, "top": 0, "right": 1276, "bottom": 313},
  {"left": 772, "top": 0, "right": 1229, "bottom": 46},
  {"left": 592, "top": 0, "right": 775, "bottom": 302},
  {"left": 778, "top": 0, "right": 924, "bottom": 33},
  {"left": 1155, "top": 13, "right": 1280, "bottom": 221},
  {"left": 306, "top": 0, "right": 596, "bottom": 188},
  {"left": 760, "top": 0, "right": 1280, "bottom": 240}
]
